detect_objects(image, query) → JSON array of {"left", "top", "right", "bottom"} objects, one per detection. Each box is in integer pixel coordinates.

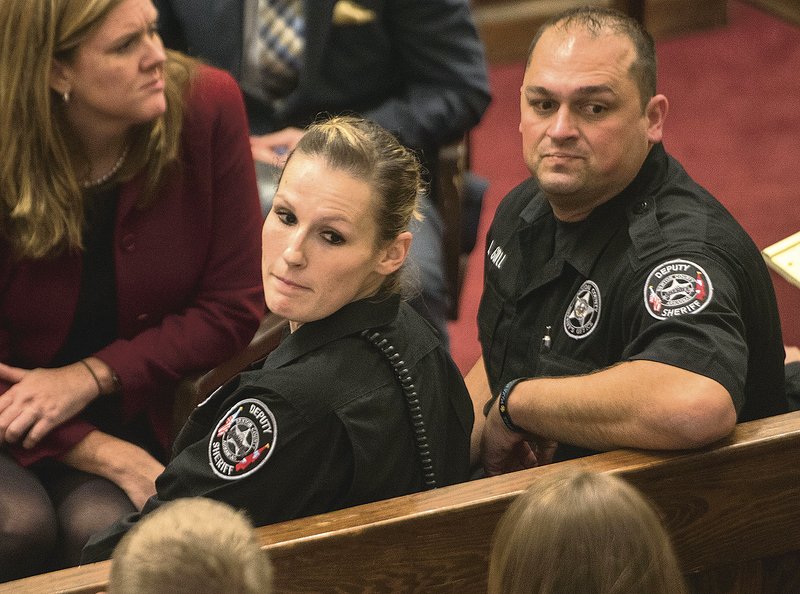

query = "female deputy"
[
  {"left": 82, "top": 115, "right": 473, "bottom": 562},
  {"left": 0, "top": 0, "right": 263, "bottom": 579}
]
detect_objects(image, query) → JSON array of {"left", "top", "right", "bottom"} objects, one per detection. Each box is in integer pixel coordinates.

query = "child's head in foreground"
[
  {"left": 108, "top": 497, "right": 273, "bottom": 594},
  {"left": 488, "top": 469, "right": 687, "bottom": 594}
]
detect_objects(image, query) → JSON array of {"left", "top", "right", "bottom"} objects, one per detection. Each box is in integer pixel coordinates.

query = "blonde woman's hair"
[
  {"left": 109, "top": 498, "right": 273, "bottom": 594},
  {"left": 488, "top": 470, "right": 687, "bottom": 594},
  {"left": 286, "top": 114, "right": 424, "bottom": 296},
  {"left": 0, "top": 0, "right": 196, "bottom": 260}
]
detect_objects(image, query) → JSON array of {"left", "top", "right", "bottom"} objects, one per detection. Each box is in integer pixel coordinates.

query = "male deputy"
[{"left": 469, "top": 7, "right": 788, "bottom": 474}]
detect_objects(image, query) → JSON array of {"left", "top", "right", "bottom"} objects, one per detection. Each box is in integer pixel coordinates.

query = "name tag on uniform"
[{"left": 487, "top": 240, "right": 508, "bottom": 270}]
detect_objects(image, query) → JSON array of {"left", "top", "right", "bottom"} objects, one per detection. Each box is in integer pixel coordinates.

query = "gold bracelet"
[{"left": 79, "top": 359, "right": 104, "bottom": 396}]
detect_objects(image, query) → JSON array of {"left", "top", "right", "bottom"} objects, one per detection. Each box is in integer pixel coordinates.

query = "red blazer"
[{"left": 0, "top": 66, "right": 265, "bottom": 465}]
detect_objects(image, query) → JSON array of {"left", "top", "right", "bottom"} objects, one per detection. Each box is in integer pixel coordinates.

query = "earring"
[{"left": 62, "top": 89, "right": 70, "bottom": 103}]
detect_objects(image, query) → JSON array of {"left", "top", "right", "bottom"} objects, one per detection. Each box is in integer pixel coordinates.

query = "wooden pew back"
[{"left": 5, "top": 411, "right": 799, "bottom": 593}]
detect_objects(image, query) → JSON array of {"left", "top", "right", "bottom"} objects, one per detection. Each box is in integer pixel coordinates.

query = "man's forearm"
[{"left": 502, "top": 360, "right": 736, "bottom": 451}]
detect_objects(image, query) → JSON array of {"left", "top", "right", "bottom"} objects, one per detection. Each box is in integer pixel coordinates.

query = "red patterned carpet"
[{"left": 449, "top": 0, "right": 800, "bottom": 373}]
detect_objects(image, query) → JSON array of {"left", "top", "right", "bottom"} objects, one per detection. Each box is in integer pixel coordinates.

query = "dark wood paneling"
[
  {"left": 471, "top": 0, "right": 617, "bottom": 64},
  {"left": 645, "top": 0, "right": 727, "bottom": 39},
  {"left": 471, "top": 0, "right": 728, "bottom": 64},
  {"left": 742, "top": 0, "right": 800, "bottom": 26}
]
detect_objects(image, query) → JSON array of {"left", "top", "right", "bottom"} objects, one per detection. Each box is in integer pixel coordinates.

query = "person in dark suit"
[{"left": 153, "top": 0, "right": 492, "bottom": 345}]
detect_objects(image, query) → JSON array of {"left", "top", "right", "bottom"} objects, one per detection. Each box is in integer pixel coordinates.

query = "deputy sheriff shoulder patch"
[
  {"left": 208, "top": 398, "right": 277, "bottom": 480},
  {"left": 563, "top": 280, "right": 601, "bottom": 339},
  {"left": 644, "top": 259, "right": 713, "bottom": 320}
]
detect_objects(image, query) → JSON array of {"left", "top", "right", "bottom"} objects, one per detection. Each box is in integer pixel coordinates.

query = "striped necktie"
[{"left": 257, "top": 0, "right": 305, "bottom": 100}]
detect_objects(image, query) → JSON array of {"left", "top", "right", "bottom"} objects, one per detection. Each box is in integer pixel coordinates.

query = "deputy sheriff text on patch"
[
  {"left": 208, "top": 398, "right": 277, "bottom": 480},
  {"left": 644, "top": 258, "right": 713, "bottom": 320}
]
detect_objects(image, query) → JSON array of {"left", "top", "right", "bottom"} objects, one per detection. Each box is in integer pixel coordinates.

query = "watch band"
[{"left": 498, "top": 377, "right": 526, "bottom": 433}]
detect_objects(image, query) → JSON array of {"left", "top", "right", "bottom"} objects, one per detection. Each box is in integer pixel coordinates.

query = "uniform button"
[
  {"left": 121, "top": 234, "right": 136, "bottom": 252},
  {"left": 137, "top": 313, "right": 149, "bottom": 322},
  {"left": 632, "top": 200, "right": 650, "bottom": 214}
]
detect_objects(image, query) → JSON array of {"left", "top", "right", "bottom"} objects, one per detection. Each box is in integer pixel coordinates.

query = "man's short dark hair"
[{"left": 526, "top": 7, "right": 657, "bottom": 111}]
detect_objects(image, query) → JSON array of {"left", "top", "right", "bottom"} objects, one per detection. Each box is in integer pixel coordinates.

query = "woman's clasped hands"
[{"left": 0, "top": 360, "right": 103, "bottom": 448}]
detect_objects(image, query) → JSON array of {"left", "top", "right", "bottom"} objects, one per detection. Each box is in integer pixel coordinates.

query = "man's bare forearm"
[{"left": 500, "top": 360, "right": 736, "bottom": 451}]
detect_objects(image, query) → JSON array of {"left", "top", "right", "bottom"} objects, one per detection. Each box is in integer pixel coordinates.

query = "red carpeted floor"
[{"left": 448, "top": 0, "right": 800, "bottom": 374}]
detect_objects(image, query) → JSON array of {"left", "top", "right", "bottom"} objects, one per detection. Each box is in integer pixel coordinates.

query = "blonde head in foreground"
[
  {"left": 109, "top": 498, "right": 273, "bottom": 594},
  {"left": 488, "top": 470, "right": 686, "bottom": 594}
]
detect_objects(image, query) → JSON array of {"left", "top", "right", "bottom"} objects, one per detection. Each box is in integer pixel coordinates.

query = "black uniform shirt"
[
  {"left": 84, "top": 294, "right": 473, "bottom": 562},
  {"left": 478, "top": 143, "right": 787, "bottom": 460}
]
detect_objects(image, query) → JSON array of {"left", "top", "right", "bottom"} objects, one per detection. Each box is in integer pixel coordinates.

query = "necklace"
[{"left": 81, "top": 147, "right": 129, "bottom": 189}]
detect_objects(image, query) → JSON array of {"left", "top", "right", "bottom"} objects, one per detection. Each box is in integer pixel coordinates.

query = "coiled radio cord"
[{"left": 361, "top": 330, "right": 437, "bottom": 489}]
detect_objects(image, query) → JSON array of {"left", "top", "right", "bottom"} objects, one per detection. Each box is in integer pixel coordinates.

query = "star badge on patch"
[
  {"left": 564, "top": 280, "right": 601, "bottom": 339},
  {"left": 208, "top": 398, "right": 277, "bottom": 480},
  {"left": 643, "top": 259, "right": 713, "bottom": 320}
]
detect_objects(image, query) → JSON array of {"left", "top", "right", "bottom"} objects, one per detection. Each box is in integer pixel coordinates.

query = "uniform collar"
[
  {"left": 618, "top": 141, "right": 669, "bottom": 206},
  {"left": 518, "top": 143, "right": 668, "bottom": 280},
  {"left": 263, "top": 294, "right": 401, "bottom": 369}
]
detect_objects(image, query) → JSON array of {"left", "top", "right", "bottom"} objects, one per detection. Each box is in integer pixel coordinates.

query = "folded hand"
[
  {"left": 0, "top": 362, "right": 99, "bottom": 448},
  {"left": 481, "top": 405, "right": 558, "bottom": 476}
]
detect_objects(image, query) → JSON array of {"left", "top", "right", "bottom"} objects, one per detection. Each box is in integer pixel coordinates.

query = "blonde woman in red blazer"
[{"left": 0, "top": 0, "right": 263, "bottom": 580}]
